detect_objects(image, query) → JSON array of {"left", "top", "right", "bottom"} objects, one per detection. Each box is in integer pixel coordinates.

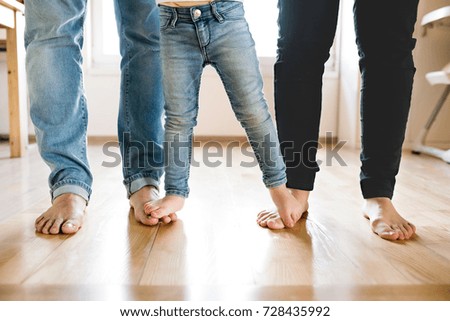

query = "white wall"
[
  {"left": 84, "top": 65, "right": 338, "bottom": 138},
  {"left": 337, "top": 0, "right": 361, "bottom": 148}
]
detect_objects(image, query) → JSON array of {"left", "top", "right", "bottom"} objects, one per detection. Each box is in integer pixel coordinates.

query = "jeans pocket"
[{"left": 219, "top": 2, "right": 245, "bottom": 21}]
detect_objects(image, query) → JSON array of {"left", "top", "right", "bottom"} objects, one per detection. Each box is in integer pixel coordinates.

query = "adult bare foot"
[
  {"left": 35, "top": 193, "right": 87, "bottom": 235},
  {"left": 257, "top": 187, "right": 309, "bottom": 229},
  {"left": 363, "top": 197, "right": 416, "bottom": 241},
  {"left": 144, "top": 195, "right": 185, "bottom": 222},
  {"left": 130, "top": 186, "right": 177, "bottom": 226}
]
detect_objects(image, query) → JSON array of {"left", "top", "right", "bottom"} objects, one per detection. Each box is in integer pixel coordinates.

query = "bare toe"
[
  {"left": 141, "top": 216, "right": 160, "bottom": 226},
  {"left": 403, "top": 224, "right": 414, "bottom": 239},
  {"left": 144, "top": 202, "right": 159, "bottom": 214},
  {"left": 61, "top": 220, "right": 81, "bottom": 234},
  {"left": 49, "top": 218, "right": 64, "bottom": 235},
  {"left": 267, "top": 217, "right": 286, "bottom": 230},
  {"left": 399, "top": 224, "right": 410, "bottom": 240},
  {"left": 35, "top": 215, "right": 45, "bottom": 226},
  {"left": 35, "top": 218, "right": 48, "bottom": 233},
  {"left": 150, "top": 209, "right": 164, "bottom": 218},
  {"left": 257, "top": 211, "right": 274, "bottom": 223},
  {"left": 379, "top": 229, "right": 400, "bottom": 241},
  {"left": 258, "top": 213, "right": 284, "bottom": 228},
  {"left": 257, "top": 210, "right": 271, "bottom": 220},
  {"left": 42, "top": 219, "right": 55, "bottom": 235}
]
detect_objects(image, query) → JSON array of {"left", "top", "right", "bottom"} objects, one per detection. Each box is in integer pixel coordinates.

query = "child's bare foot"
[
  {"left": 363, "top": 197, "right": 416, "bottom": 241},
  {"left": 35, "top": 193, "right": 87, "bottom": 235},
  {"left": 144, "top": 195, "right": 185, "bottom": 222},
  {"left": 257, "top": 186, "right": 309, "bottom": 229},
  {"left": 130, "top": 186, "right": 177, "bottom": 226}
]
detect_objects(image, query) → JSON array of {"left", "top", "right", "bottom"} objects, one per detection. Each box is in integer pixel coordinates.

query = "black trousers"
[{"left": 275, "top": 0, "right": 419, "bottom": 199}]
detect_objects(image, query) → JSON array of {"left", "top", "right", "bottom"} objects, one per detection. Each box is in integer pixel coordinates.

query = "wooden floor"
[{"left": 0, "top": 141, "right": 449, "bottom": 301}]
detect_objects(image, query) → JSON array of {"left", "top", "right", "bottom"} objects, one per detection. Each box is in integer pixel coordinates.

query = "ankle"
[
  {"left": 269, "top": 184, "right": 290, "bottom": 196},
  {"left": 290, "top": 189, "right": 310, "bottom": 202},
  {"left": 53, "top": 193, "right": 87, "bottom": 205},
  {"left": 365, "top": 197, "right": 391, "bottom": 206}
]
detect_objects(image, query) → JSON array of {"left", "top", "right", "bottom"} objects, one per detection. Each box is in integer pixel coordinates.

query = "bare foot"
[
  {"left": 35, "top": 193, "right": 87, "bottom": 235},
  {"left": 130, "top": 186, "right": 177, "bottom": 226},
  {"left": 363, "top": 197, "right": 416, "bottom": 241},
  {"left": 144, "top": 195, "right": 185, "bottom": 221},
  {"left": 257, "top": 186, "right": 309, "bottom": 229}
]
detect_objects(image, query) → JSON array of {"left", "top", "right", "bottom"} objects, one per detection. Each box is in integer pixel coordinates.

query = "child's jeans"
[{"left": 159, "top": 0, "right": 287, "bottom": 198}]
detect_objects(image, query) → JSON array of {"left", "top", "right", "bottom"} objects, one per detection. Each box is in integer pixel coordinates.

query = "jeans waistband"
[{"left": 158, "top": 0, "right": 242, "bottom": 22}]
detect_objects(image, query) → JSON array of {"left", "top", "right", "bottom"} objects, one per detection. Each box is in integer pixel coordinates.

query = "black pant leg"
[
  {"left": 275, "top": 0, "right": 340, "bottom": 190},
  {"left": 354, "top": 0, "right": 419, "bottom": 199}
]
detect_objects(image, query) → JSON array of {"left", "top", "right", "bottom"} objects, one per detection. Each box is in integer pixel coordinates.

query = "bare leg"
[
  {"left": 363, "top": 197, "right": 416, "bottom": 241},
  {"left": 144, "top": 195, "right": 185, "bottom": 222},
  {"left": 257, "top": 186, "right": 309, "bottom": 229},
  {"left": 130, "top": 186, "right": 177, "bottom": 226},
  {"left": 35, "top": 193, "right": 86, "bottom": 235}
]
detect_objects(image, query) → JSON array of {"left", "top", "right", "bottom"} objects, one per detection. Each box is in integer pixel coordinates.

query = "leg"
[
  {"left": 144, "top": 7, "right": 204, "bottom": 219},
  {"left": 208, "top": 2, "right": 304, "bottom": 227},
  {"left": 275, "top": 0, "right": 340, "bottom": 190},
  {"left": 114, "top": 0, "right": 170, "bottom": 225},
  {"left": 355, "top": 0, "right": 419, "bottom": 240},
  {"left": 26, "top": 0, "right": 91, "bottom": 234},
  {"left": 259, "top": 0, "right": 340, "bottom": 228}
]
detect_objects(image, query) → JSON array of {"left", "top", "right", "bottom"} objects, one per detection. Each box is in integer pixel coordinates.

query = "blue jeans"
[
  {"left": 159, "top": 1, "right": 286, "bottom": 198},
  {"left": 25, "top": 0, "right": 164, "bottom": 202},
  {"left": 275, "top": 0, "right": 418, "bottom": 198}
]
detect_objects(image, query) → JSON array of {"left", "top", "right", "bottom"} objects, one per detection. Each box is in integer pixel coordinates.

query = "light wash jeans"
[
  {"left": 159, "top": 0, "right": 287, "bottom": 198},
  {"left": 25, "top": 0, "right": 164, "bottom": 202}
]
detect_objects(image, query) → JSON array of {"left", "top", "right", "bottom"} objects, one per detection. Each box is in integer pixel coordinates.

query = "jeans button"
[{"left": 193, "top": 9, "right": 202, "bottom": 19}]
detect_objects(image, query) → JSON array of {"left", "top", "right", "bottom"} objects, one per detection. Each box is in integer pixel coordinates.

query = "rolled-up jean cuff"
[
  {"left": 265, "top": 178, "right": 287, "bottom": 189},
  {"left": 165, "top": 190, "right": 188, "bottom": 198},
  {"left": 127, "top": 177, "right": 160, "bottom": 198},
  {"left": 52, "top": 184, "right": 90, "bottom": 204}
]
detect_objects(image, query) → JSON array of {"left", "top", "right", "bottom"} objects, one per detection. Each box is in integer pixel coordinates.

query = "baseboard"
[
  {"left": 0, "top": 134, "right": 36, "bottom": 144},
  {"left": 85, "top": 135, "right": 339, "bottom": 145},
  {"left": 2, "top": 134, "right": 447, "bottom": 150},
  {"left": 403, "top": 140, "right": 450, "bottom": 150}
]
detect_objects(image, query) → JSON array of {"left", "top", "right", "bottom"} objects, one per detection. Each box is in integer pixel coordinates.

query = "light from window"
[
  {"left": 101, "top": 0, "right": 119, "bottom": 56},
  {"left": 245, "top": 0, "right": 278, "bottom": 58}
]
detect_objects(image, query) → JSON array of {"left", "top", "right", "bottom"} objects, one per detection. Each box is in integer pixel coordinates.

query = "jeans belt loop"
[
  {"left": 211, "top": 1, "right": 224, "bottom": 23},
  {"left": 170, "top": 8, "right": 178, "bottom": 27}
]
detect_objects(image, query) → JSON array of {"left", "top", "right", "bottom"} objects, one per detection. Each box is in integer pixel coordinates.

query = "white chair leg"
[{"left": 412, "top": 85, "right": 450, "bottom": 164}]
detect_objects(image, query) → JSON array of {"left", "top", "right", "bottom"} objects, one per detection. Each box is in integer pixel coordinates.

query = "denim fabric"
[
  {"left": 25, "top": 0, "right": 164, "bottom": 201},
  {"left": 159, "top": 0, "right": 286, "bottom": 198},
  {"left": 275, "top": 0, "right": 419, "bottom": 198}
]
